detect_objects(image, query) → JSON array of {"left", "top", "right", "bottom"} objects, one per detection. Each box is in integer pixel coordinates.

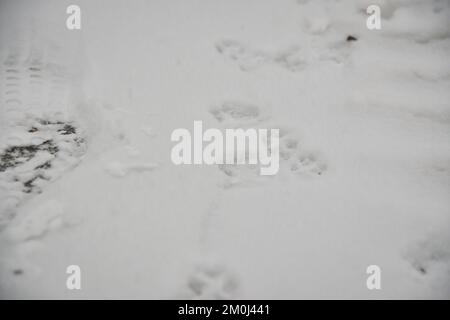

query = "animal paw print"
[
  {"left": 273, "top": 46, "right": 307, "bottom": 72},
  {"left": 404, "top": 232, "right": 450, "bottom": 277},
  {"left": 290, "top": 153, "right": 326, "bottom": 176},
  {"left": 209, "top": 102, "right": 272, "bottom": 187},
  {"left": 216, "top": 38, "right": 352, "bottom": 72},
  {"left": 183, "top": 263, "right": 239, "bottom": 300},
  {"left": 216, "top": 39, "right": 267, "bottom": 71},
  {"left": 210, "top": 101, "right": 265, "bottom": 126},
  {"left": 279, "top": 131, "right": 327, "bottom": 176},
  {"left": 208, "top": 102, "right": 327, "bottom": 184},
  {"left": 217, "top": 163, "right": 262, "bottom": 189}
]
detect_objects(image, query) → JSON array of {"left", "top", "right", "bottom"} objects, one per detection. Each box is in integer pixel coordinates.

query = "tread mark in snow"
[{"left": 0, "top": 45, "right": 87, "bottom": 229}]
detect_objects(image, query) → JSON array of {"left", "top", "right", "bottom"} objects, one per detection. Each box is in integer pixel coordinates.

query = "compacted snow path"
[{"left": 0, "top": 0, "right": 450, "bottom": 299}]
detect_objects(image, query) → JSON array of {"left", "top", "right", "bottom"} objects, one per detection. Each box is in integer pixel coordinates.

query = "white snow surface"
[{"left": 0, "top": 0, "right": 450, "bottom": 299}]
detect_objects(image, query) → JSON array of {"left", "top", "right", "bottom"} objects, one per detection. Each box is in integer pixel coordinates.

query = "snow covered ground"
[{"left": 0, "top": 0, "right": 449, "bottom": 299}]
